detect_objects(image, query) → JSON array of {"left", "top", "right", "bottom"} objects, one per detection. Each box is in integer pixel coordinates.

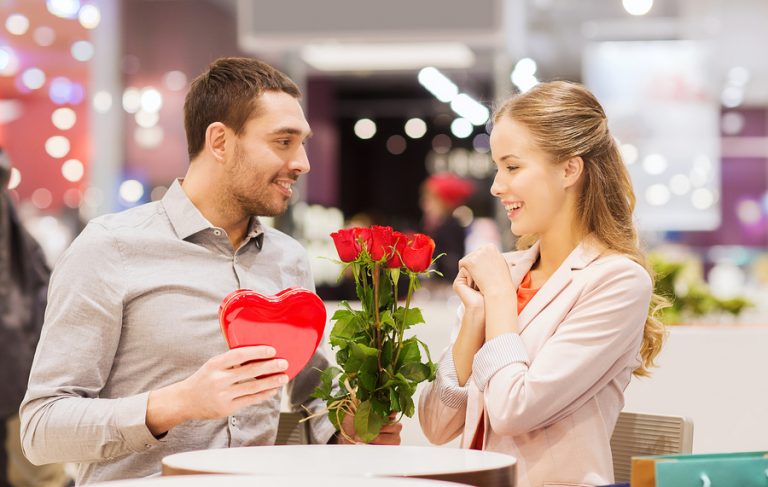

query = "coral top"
[{"left": 470, "top": 271, "right": 539, "bottom": 450}]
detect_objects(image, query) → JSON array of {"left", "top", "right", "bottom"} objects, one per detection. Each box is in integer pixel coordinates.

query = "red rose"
[
  {"left": 353, "top": 227, "right": 372, "bottom": 255},
  {"left": 369, "top": 226, "right": 394, "bottom": 261},
  {"left": 402, "top": 234, "right": 435, "bottom": 273},
  {"left": 386, "top": 231, "right": 408, "bottom": 268},
  {"left": 330, "top": 228, "right": 360, "bottom": 262}
]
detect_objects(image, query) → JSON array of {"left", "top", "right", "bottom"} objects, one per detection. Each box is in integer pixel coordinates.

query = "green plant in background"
[{"left": 650, "top": 254, "right": 752, "bottom": 325}]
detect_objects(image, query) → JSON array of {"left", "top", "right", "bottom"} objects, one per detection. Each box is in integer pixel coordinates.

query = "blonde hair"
[{"left": 494, "top": 81, "right": 666, "bottom": 377}]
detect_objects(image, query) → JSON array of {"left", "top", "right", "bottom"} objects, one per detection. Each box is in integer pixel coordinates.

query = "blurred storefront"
[{"left": 1, "top": 0, "right": 768, "bottom": 451}]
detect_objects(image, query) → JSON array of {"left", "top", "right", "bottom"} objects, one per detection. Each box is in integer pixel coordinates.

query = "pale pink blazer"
[{"left": 419, "top": 239, "right": 653, "bottom": 487}]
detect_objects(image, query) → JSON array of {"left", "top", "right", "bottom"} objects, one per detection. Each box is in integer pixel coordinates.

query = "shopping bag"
[{"left": 631, "top": 451, "right": 768, "bottom": 487}]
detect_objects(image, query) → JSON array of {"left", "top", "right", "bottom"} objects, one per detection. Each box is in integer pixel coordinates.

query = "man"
[
  {"left": 0, "top": 149, "right": 69, "bottom": 487},
  {"left": 20, "top": 58, "right": 399, "bottom": 485}
]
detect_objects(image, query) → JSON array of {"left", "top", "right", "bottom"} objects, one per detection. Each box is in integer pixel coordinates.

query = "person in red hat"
[{"left": 419, "top": 173, "right": 474, "bottom": 283}]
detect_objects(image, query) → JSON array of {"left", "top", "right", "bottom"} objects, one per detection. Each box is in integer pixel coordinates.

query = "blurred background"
[{"left": 1, "top": 0, "right": 767, "bottom": 323}]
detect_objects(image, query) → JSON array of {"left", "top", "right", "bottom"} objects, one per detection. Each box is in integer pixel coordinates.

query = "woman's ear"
[
  {"left": 205, "top": 122, "right": 228, "bottom": 163},
  {"left": 562, "top": 156, "right": 584, "bottom": 189}
]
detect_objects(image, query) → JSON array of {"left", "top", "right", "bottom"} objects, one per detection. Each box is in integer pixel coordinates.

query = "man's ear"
[
  {"left": 205, "top": 122, "right": 228, "bottom": 163},
  {"left": 562, "top": 156, "right": 584, "bottom": 189}
]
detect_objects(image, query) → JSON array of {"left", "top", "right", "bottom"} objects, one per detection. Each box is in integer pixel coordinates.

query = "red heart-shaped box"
[{"left": 218, "top": 287, "right": 326, "bottom": 381}]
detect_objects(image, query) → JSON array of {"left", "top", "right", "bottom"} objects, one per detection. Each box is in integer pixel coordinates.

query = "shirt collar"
[
  {"left": 162, "top": 179, "right": 265, "bottom": 246},
  {"left": 162, "top": 179, "right": 215, "bottom": 240}
]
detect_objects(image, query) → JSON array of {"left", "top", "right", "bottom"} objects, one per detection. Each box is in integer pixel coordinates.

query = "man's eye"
[{"left": 276, "top": 139, "right": 291, "bottom": 147}]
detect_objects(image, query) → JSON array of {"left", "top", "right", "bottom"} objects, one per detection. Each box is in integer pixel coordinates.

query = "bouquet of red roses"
[{"left": 312, "top": 226, "right": 439, "bottom": 442}]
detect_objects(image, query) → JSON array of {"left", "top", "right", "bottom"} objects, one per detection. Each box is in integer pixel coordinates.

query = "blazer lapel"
[
  {"left": 504, "top": 242, "right": 540, "bottom": 289},
  {"left": 516, "top": 237, "right": 604, "bottom": 333}
]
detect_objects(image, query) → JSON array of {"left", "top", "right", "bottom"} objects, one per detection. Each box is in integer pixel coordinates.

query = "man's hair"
[{"left": 183, "top": 57, "right": 301, "bottom": 159}]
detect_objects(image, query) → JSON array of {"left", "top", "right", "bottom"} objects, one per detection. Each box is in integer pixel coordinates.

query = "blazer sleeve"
[
  {"left": 473, "top": 258, "right": 652, "bottom": 437},
  {"left": 418, "top": 305, "right": 470, "bottom": 445}
]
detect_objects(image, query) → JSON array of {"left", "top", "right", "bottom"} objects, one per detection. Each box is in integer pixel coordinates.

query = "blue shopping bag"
[{"left": 631, "top": 451, "right": 768, "bottom": 487}]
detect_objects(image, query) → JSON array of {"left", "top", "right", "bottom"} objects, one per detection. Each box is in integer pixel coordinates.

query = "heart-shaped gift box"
[{"left": 218, "top": 287, "right": 326, "bottom": 381}]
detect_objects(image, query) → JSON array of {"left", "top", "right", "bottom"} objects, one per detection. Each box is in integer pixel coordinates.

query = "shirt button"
[
  {"left": 230, "top": 417, "right": 237, "bottom": 427},
  {"left": 145, "top": 444, "right": 151, "bottom": 449},
  {"left": 213, "top": 229, "right": 222, "bottom": 236}
]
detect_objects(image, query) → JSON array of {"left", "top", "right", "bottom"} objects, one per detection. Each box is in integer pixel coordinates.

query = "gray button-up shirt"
[{"left": 20, "top": 180, "right": 334, "bottom": 484}]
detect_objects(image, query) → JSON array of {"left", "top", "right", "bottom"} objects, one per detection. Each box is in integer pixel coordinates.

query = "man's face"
[{"left": 224, "top": 91, "right": 311, "bottom": 217}]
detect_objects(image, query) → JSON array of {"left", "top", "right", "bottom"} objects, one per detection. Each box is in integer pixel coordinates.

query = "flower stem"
[
  {"left": 394, "top": 272, "right": 415, "bottom": 366},
  {"left": 372, "top": 263, "right": 382, "bottom": 373}
]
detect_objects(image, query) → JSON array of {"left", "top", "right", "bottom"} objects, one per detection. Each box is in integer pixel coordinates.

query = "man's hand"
[
  {"left": 146, "top": 346, "right": 289, "bottom": 436},
  {"left": 337, "top": 412, "right": 402, "bottom": 445}
]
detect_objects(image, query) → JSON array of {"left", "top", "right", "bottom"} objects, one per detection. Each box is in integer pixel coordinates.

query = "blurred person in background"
[
  {"left": 419, "top": 173, "right": 474, "bottom": 283},
  {"left": 20, "top": 58, "right": 399, "bottom": 485},
  {"left": 419, "top": 81, "right": 666, "bottom": 487},
  {"left": 0, "top": 148, "right": 69, "bottom": 487}
]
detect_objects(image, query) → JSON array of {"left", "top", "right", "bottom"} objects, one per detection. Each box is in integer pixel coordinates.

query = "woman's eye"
[{"left": 506, "top": 165, "right": 518, "bottom": 172}]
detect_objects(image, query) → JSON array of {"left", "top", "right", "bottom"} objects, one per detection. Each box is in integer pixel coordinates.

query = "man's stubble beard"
[{"left": 225, "top": 145, "right": 288, "bottom": 218}]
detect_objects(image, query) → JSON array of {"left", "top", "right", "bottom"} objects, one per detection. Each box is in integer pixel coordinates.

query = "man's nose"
[{"left": 290, "top": 146, "right": 310, "bottom": 174}]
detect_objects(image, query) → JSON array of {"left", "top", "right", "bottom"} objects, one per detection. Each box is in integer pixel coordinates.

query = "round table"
[
  {"left": 91, "top": 474, "right": 466, "bottom": 487},
  {"left": 162, "top": 445, "right": 516, "bottom": 487}
]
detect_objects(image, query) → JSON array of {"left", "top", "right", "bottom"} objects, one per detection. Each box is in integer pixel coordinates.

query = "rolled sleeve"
[
  {"left": 472, "top": 333, "right": 530, "bottom": 392},
  {"left": 434, "top": 350, "right": 470, "bottom": 408}
]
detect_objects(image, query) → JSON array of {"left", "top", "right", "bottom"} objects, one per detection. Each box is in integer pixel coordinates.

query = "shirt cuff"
[
  {"left": 434, "top": 350, "right": 469, "bottom": 408},
  {"left": 472, "top": 333, "right": 529, "bottom": 392},
  {"left": 116, "top": 392, "right": 164, "bottom": 453}
]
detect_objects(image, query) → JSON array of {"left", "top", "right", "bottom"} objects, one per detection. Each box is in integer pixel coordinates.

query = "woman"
[{"left": 418, "top": 81, "right": 665, "bottom": 487}]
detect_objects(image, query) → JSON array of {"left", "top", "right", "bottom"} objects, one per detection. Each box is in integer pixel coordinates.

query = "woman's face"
[{"left": 489, "top": 116, "right": 571, "bottom": 237}]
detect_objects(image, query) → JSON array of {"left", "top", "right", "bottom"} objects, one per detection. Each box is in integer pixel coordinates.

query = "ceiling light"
[
  {"left": 404, "top": 118, "right": 427, "bottom": 139},
  {"left": 450, "top": 94, "right": 490, "bottom": 126},
  {"left": 418, "top": 67, "right": 459, "bottom": 103},
  {"left": 622, "top": 0, "right": 653, "bottom": 16},
  {"left": 301, "top": 43, "right": 474, "bottom": 71}
]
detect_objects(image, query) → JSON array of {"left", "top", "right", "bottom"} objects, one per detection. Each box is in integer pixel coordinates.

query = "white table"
[
  {"left": 91, "top": 474, "right": 466, "bottom": 487},
  {"left": 162, "top": 445, "right": 516, "bottom": 487}
]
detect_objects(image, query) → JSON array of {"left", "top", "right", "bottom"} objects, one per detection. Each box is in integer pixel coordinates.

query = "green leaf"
[
  {"left": 320, "top": 366, "right": 341, "bottom": 393},
  {"left": 328, "top": 405, "right": 345, "bottom": 431},
  {"left": 357, "top": 281, "right": 374, "bottom": 313},
  {"left": 416, "top": 338, "right": 437, "bottom": 381},
  {"left": 399, "top": 388, "right": 415, "bottom": 417},
  {"left": 394, "top": 307, "right": 425, "bottom": 331},
  {"left": 380, "top": 310, "right": 397, "bottom": 332},
  {"left": 381, "top": 339, "right": 394, "bottom": 369},
  {"left": 371, "top": 396, "right": 390, "bottom": 417},
  {"left": 378, "top": 273, "right": 393, "bottom": 310},
  {"left": 358, "top": 356, "right": 379, "bottom": 391},
  {"left": 335, "top": 348, "right": 349, "bottom": 367},
  {"left": 331, "top": 308, "right": 353, "bottom": 321},
  {"left": 400, "top": 362, "right": 430, "bottom": 382},
  {"left": 329, "top": 314, "right": 359, "bottom": 349},
  {"left": 344, "top": 342, "right": 379, "bottom": 374},
  {"left": 354, "top": 400, "right": 385, "bottom": 443},
  {"left": 396, "top": 337, "right": 421, "bottom": 369},
  {"left": 389, "top": 387, "right": 401, "bottom": 412}
]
